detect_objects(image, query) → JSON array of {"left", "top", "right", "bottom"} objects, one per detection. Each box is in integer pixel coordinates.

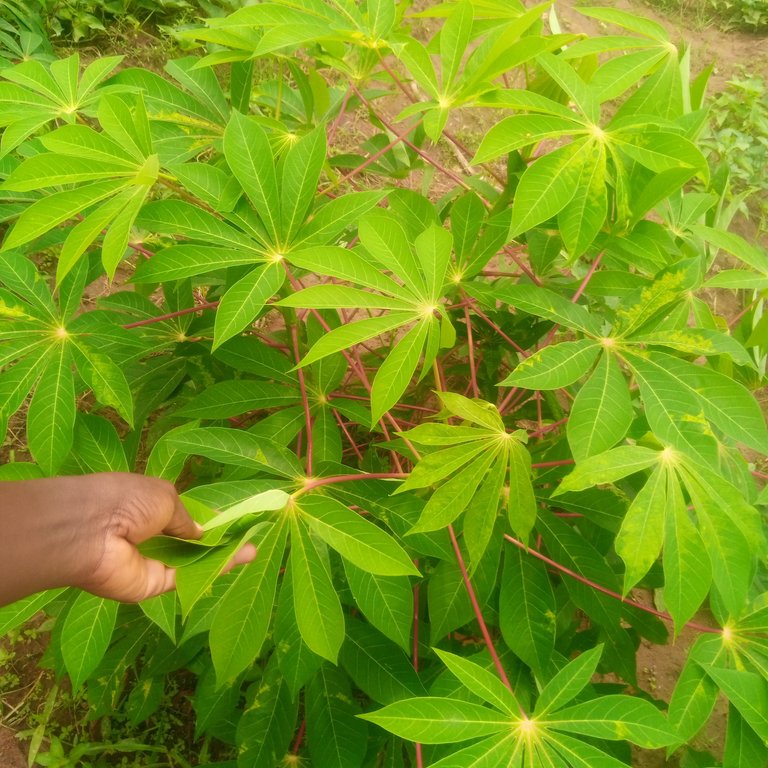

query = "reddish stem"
[
  {"left": 464, "top": 305, "right": 480, "bottom": 398},
  {"left": 328, "top": 86, "right": 352, "bottom": 145},
  {"left": 571, "top": 251, "right": 604, "bottom": 303},
  {"left": 299, "top": 472, "right": 407, "bottom": 494},
  {"left": 502, "top": 245, "right": 541, "bottom": 286},
  {"left": 333, "top": 408, "right": 365, "bottom": 461},
  {"left": 503, "top": 535, "right": 723, "bottom": 635},
  {"left": 121, "top": 301, "right": 220, "bottom": 329},
  {"left": 291, "top": 719, "right": 306, "bottom": 754},
  {"left": 471, "top": 303, "right": 529, "bottom": 356},
  {"left": 532, "top": 459, "right": 575, "bottom": 469},
  {"left": 448, "top": 526, "right": 526, "bottom": 713},
  {"left": 291, "top": 323, "right": 314, "bottom": 476}
]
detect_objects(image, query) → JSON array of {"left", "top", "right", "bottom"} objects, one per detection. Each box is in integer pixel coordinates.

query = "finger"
[
  {"left": 162, "top": 493, "right": 203, "bottom": 541},
  {"left": 221, "top": 543, "right": 257, "bottom": 574}
]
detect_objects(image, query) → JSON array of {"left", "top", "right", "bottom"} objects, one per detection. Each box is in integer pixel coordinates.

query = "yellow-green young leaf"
[
  {"left": 615, "top": 465, "right": 666, "bottom": 593},
  {"left": 61, "top": 593, "right": 118, "bottom": 690},
  {"left": 401, "top": 423, "right": 496, "bottom": 446},
  {"left": 507, "top": 440, "right": 536, "bottom": 543},
  {"left": 662, "top": 472, "right": 711, "bottom": 634},
  {"left": 224, "top": 112, "right": 280, "bottom": 244},
  {"left": 509, "top": 139, "right": 591, "bottom": 238},
  {"left": 410, "top": 446, "right": 500, "bottom": 533},
  {"left": 358, "top": 698, "right": 510, "bottom": 743},
  {"left": 439, "top": 0, "right": 472, "bottom": 89},
  {"left": 414, "top": 224, "right": 452, "bottom": 303},
  {"left": 210, "top": 518, "right": 288, "bottom": 684},
  {"left": 213, "top": 262, "right": 285, "bottom": 349},
  {"left": 686, "top": 223, "right": 768, "bottom": 273},
  {"left": 615, "top": 130, "right": 709, "bottom": 182},
  {"left": 290, "top": 516, "right": 345, "bottom": 663},
  {"left": 545, "top": 695, "right": 676, "bottom": 748},
  {"left": 396, "top": 40, "right": 439, "bottom": 99},
  {"left": 343, "top": 562, "right": 413, "bottom": 652},
  {"left": 567, "top": 351, "right": 632, "bottom": 462},
  {"left": 499, "top": 339, "right": 600, "bottom": 389},
  {"left": 27, "top": 343, "right": 75, "bottom": 475},
  {"left": 202, "top": 489, "right": 290, "bottom": 532},
  {"left": 2, "top": 155, "right": 136, "bottom": 191},
  {"left": 300, "top": 495, "right": 419, "bottom": 576},
  {"left": 278, "top": 284, "right": 414, "bottom": 311},
  {"left": 499, "top": 545, "right": 556, "bottom": 676},
  {"left": 280, "top": 124, "right": 326, "bottom": 244},
  {"left": 370, "top": 320, "right": 429, "bottom": 426}
]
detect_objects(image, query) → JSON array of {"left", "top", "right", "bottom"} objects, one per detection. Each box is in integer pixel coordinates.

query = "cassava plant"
[{"left": 1, "top": 1, "right": 768, "bottom": 766}]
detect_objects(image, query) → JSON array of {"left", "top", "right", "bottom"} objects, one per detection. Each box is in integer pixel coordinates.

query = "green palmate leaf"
[
  {"left": 545, "top": 695, "right": 675, "bottom": 748},
  {"left": 535, "top": 645, "right": 603, "bottom": 716},
  {"left": 724, "top": 706, "right": 768, "bottom": 768},
  {"left": 507, "top": 439, "right": 537, "bottom": 543},
  {"left": 278, "top": 284, "right": 415, "bottom": 311},
  {"left": 427, "top": 733, "right": 522, "bottom": 768},
  {"left": 73, "top": 343, "right": 134, "bottom": 426},
  {"left": 341, "top": 620, "right": 425, "bottom": 705},
  {"left": 295, "top": 190, "right": 387, "bottom": 246},
  {"left": 546, "top": 732, "right": 631, "bottom": 768},
  {"left": 614, "top": 464, "right": 667, "bottom": 593},
  {"left": 72, "top": 414, "right": 128, "bottom": 473},
  {"left": 343, "top": 562, "right": 413, "bottom": 652},
  {"left": 439, "top": 0, "right": 472, "bottom": 90},
  {"left": 662, "top": 472, "right": 711, "bottom": 633},
  {"left": 61, "top": 593, "right": 119, "bottom": 690},
  {"left": 290, "top": 516, "right": 345, "bottom": 663},
  {"left": 0, "top": 589, "right": 66, "bottom": 636},
  {"left": 202, "top": 489, "right": 290, "bottom": 532},
  {"left": 370, "top": 319, "right": 430, "bottom": 425},
  {"left": 306, "top": 664, "right": 367, "bottom": 768},
  {"left": 464, "top": 453, "right": 505, "bottom": 567},
  {"left": 559, "top": 140, "right": 607, "bottom": 258},
  {"left": 500, "top": 339, "right": 601, "bottom": 389},
  {"left": 359, "top": 698, "right": 511, "bottom": 743},
  {"left": 139, "top": 592, "right": 177, "bottom": 644},
  {"left": 653, "top": 353, "right": 768, "bottom": 454},
  {"left": 210, "top": 517, "right": 288, "bottom": 684},
  {"left": 473, "top": 282, "right": 600, "bottom": 336},
  {"left": 499, "top": 545, "right": 556, "bottom": 675},
  {"left": 167, "top": 426, "right": 303, "bottom": 478},
  {"left": 280, "top": 124, "right": 326, "bottom": 243},
  {"left": 627, "top": 328, "right": 754, "bottom": 368},
  {"left": 433, "top": 649, "right": 520, "bottom": 715},
  {"left": 686, "top": 224, "right": 768, "bottom": 273},
  {"left": 236, "top": 662, "right": 298, "bottom": 768},
  {"left": 27, "top": 342, "right": 75, "bottom": 474},
  {"left": 132, "top": 246, "right": 260, "bottom": 283},
  {"left": 298, "top": 313, "right": 416, "bottom": 369},
  {"left": 554, "top": 445, "right": 660, "bottom": 495},
  {"left": 474, "top": 114, "right": 586, "bottom": 163},
  {"left": 396, "top": 39, "right": 439, "bottom": 99},
  {"left": 213, "top": 261, "right": 285, "bottom": 349},
  {"left": 358, "top": 214, "right": 427, "bottom": 299},
  {"left": 410, "top": 445, "right": 500, "bottom": 533},
  {"left": 398, "top": 439, "right": 492, "bottom": 492},
  {"left": 177, "top": 380, "right": 299, "bottom": 419},
  {"left": 615, "top": 130, "right": 708, "bottom": 181},
  {"left": 702, "top": 667, "right": 768, "bottom": 743},
  {"left": 509, "top": 139, "right": 593, "bottom": 238},
  {"left": 667, "top": 636, "right": 721, "bottom": 745},
  {"left": 300, "top": 494, "right": 418, "bottom": 576},
  {"left": 567, "top": 351, "right": 632, "bottom": 462},
  {"left": 287, "top": 246, "right": 413, "bottom": 298},
  {"left": 679, "top": 469, "right": 756, "bottom": 618},
  {"left": 414, "top": 224, "right": 453, "bottom": 303},
  {"left": 0, "top": 352, "right": 44, "bottom": 440},
  {"left": 437, "top": 391, "right": 505, "bottom": 430},
  {"left": 223, "top": 111, "right": 280, "bottom": 245}
]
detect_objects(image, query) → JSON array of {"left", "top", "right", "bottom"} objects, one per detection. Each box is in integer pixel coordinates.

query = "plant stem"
[
  {"left": 503, "top": 535, "right": 723, "bottom": 635},
  {"left": 291, "top": 323, "right": 314, "bottom": 476},
  {"left": 122, "top": 301, "right": 220, "bottom": 329},
  {"left": 464, "top": 304, "right": 480, "bottom": 397}
]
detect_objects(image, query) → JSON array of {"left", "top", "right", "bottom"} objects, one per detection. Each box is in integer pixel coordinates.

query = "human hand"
[{"left": 0, "top": 473, "right": 256, "bottom": 605}]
